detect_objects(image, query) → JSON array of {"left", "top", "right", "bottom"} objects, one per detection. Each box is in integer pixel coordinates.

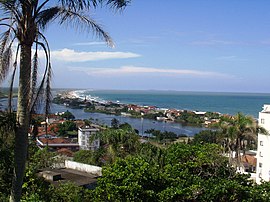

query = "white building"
[
  {"left": 78, "top": 125, "right": 100, "bottom": 150},
  {"left": 256, "top": 104, "right": 270, "bottom": 184}
]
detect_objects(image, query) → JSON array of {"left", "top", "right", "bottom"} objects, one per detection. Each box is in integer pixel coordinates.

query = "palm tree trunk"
[
  {"left": 236, "top": 137, "right": 241, "bottom": 167},
  {"left": 10, "top": 44, "right": 31, "bottom": 202}
]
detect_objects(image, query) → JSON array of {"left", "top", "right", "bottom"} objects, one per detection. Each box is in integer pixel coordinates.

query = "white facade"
[
  {"left": 256, "top": 104, "right": 270, "bottom": 184},
  {"left": 78, "top": 126, "right": 100, "bottom": 150}
]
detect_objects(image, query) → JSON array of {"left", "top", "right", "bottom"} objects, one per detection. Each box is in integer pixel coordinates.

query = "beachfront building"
[
  {"left": 78, "top": 125, "right": 100, "bottom": 150},
  {"left": 256, "top": 104, "right": 270, "bottom": 184}
]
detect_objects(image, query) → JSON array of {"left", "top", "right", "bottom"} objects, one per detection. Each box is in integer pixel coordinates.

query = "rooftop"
[{"left": 38, "top": 168, "right": 98, "bottom": 188}]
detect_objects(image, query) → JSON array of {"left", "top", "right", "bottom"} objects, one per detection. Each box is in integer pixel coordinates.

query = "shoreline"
[{"left": 53, "top": 90, "right": 226, "bottom": 128}]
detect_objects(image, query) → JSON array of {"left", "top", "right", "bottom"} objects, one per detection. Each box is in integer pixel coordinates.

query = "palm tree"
[
  {"left": 91, "top": 127, "right": 139, "bottom": 163},
  {"left": 0, "top": 0, "right": 130, "bottom": 201},
  {"left": 219, "top": 113, "right": 267, "bottom": 167}
]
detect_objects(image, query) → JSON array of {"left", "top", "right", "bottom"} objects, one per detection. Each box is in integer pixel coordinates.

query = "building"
[
  {"left": 38, "top": 160, "right": 101, "bottom": 189},
  {"left": 36, "top": 136, "right": 79, "bottom": 151},
  {"left": 256, "top": 104, "right": 270, "bottom": 184},
  {"left": 78, "top": 125, "right": 100, "bottom": 150}
]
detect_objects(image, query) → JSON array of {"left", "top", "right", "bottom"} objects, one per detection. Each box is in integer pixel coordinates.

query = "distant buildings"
[
  {"left": 256, "top": 104, "right": 270, "bottom": 183},
  {"left": 78, "top": 125, "right": 100, "bottom": 150}
]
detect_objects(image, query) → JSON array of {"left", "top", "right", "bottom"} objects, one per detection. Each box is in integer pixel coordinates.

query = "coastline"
[
  {"left": 53, "top": 90, "right": 225, "bottom": 128},
  {"left": 58, "top": 89, "right": 270, "bottom": 118}
]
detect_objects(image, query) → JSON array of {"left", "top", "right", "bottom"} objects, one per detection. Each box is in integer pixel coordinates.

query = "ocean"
[{"left": 71, "top": 89, "right": 270, "bottom": 118}]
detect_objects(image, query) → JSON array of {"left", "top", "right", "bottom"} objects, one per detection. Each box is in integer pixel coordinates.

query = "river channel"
[
  {"left": 50, "top": 103, "right": 206, "bottom": 136},
  {"left": 0, "top": 98, "right": 206, "bottom": 136}
]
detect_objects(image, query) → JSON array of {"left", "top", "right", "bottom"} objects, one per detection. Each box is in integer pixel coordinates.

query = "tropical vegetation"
[{"left": 1, "top": 111, "right": 270, "bottom": 201}]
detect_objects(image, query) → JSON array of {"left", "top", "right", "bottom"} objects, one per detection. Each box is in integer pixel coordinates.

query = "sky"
[{"left": 15, "top": 1, "right": 270, "bottom": 92}]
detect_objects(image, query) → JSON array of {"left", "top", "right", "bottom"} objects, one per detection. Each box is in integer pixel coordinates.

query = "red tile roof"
[
  {"left": 241, "top": 155, "right": 257, "bottom": 167},
  {"left": 38, "top": 137, "right": 71, "bottom": 144}
]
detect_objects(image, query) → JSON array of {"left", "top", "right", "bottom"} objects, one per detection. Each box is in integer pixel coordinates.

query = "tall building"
[
  {"left": 256, "top": 104, "right": 270, "bottom": 184},
  {"left": 78, "top": 125, "right": 100, "bottom": 150}
]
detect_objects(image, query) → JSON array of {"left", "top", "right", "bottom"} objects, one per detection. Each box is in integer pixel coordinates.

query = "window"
[
  {"left": 260, "top": 141, "right": 263, "bottom": 146},
  {"left": 259, "top": 173, "right": 262, "bottom": 178},
  {"left": 261, "top": 118, "right": 265, "bottom": 124},
  {"left": 259, "top": 163, "right": 262, "bottom": 168},
  {"left": 260, "top": 152, "right": 263, "bottom": 157}
]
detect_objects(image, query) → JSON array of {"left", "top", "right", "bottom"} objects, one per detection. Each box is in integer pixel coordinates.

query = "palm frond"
[
  {"left": 8, "top": 62, "right": 17, "bottom": 113},
  {"left": 7, "top": 44, "right": 19, "bottom": 113},
  {"left": 0, "top": 43, "right": 12, "bottom": 82},
  {"left": 58, "top": 8, "right": 114, "bottom": 47},
  {"left": 59, "top": 0, "right": 129, "bottom": 11},
  {"left": 34, "top": 0, "right": 49, "bottom": 17},
  {"left": 0, "top": 0, "right": 22, "bottom": 23},
  {"left": 30, "top": 43, "right": 38, "bottom": 102},
  {"left": 59, "top": 0, "right": 94, "bottom": 11},
  {"left": 106, "top": 0, "right": 130, "bottom": 10},
  {"left": 36, "top": 6, "right": 61, "bottom": 30},
  {"left": 30, "top": 39, "right": 50, "bottom": 113},
  {"left": 45, "top": 62, "right": 52, "bottom": 116}
]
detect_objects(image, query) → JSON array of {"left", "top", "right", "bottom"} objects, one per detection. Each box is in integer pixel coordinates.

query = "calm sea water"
[{"left": 72, "top": 90, "right": 270, "bottom": 118}]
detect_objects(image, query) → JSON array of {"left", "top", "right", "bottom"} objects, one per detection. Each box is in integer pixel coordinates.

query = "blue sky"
[{"left": 39, "top": 1, "right": 270, "bottom": 92}]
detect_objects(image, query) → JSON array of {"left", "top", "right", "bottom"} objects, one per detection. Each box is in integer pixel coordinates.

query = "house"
[
  {"left": 78, "top": 125, "right": 100, "bottom": 150},
  {"left": 256, "top": 104, "right": 270, "bottom": 184}
]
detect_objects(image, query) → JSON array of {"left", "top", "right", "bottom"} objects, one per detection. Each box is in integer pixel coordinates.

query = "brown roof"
[
  {"left": 57, "top": 148, "right": 74, "bottom": 157},
  {"left": 38, "top": 137, "right": 71, "bottom": 144},
  {"left": 241, "top": 155, "right": 257, "bottom": 167}
]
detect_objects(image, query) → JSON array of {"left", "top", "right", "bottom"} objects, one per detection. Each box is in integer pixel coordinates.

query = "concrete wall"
[{"left": 65, "top": 160, "right": 102, "bottom": 176}]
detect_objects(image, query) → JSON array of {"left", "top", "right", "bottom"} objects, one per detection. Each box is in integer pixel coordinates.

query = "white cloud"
[
  {"left": 39, "top": 48, "right": 140, "bottom": 62},
  {"left": 69, "top": 65, "right": 234, "bottom": 78}
]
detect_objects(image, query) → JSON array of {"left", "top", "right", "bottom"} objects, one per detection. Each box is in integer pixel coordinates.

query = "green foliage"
[
  {"left": 128, "top": 110, "right": 141, "bottom": 117},
  {"left": 22, "top": 147, "right": 57, "bottom": 200},
  {"left": 92, "top": 127, "right": 140, "bottom": 163},
  {"left": 218, "top": 113, "right": 262, "bottom": 164},
  {"left": 249, "top": 182, "right": 270, "bottom": 202},
  {"left": 111, "top": 118, "right": 120, "bottom": 129},
  {"left": 92, "top": 143, "right": 261, "bottom": 201},
  {"left": 57, "top": 120, "right": 77, "bottom": 136},
  {"left": 49, "top": 182, "right": 84, "bottom": 202},
  {"left": 145, "top": 129, "right": 177, "bottom": 142},
  {"left": 73, "top": 148, "right": 105, "bottom": 166},
  {"left": 93, "top": 156, "right": 162, "bottom": 202},
  {"left": 136, "top": 143, "right": 165, "bottom": 167},
  {"left": 61, "top": 110, "right": 75, "bottom": 120},
  {"left": 205, "top": 112, "right": 220, "bottom": 119},
  {"left": 192, "top": 130, "right": 221, "bottom": 144},
  {"left": 143, "top": 112, "right": 164, "bottom": 119},
  {"left": 176, "top": 111, "right": 204, "bottom": 125},
  {"left": 119, "top": 122, "right": 133, "bottom": 131},
  {"left": 0, "top": 112, "right": 16, "bottom": 198}
]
